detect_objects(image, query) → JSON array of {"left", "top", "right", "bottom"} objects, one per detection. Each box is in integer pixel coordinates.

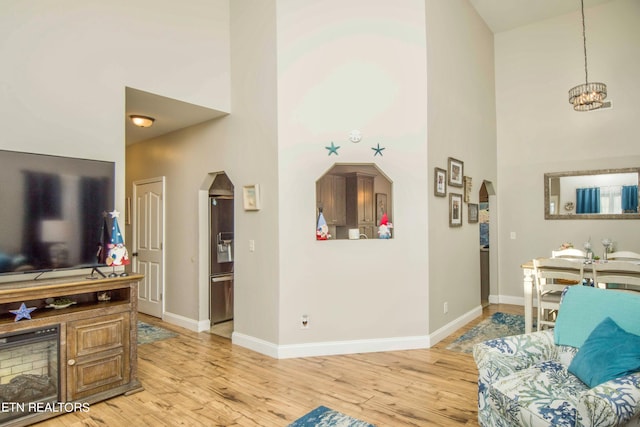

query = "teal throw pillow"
[{"left": 568, "top": 317, "right": 640, "bottom": 388}]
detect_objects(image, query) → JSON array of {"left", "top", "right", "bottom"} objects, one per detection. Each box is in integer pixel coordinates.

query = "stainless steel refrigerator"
[{"left": 209, "top": 195, "right": 234, "bottom": 325}]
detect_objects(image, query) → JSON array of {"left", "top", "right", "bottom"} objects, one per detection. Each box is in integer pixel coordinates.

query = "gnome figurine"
[
  {"left": 378, "top": 213, "right": 392, "bottom": 239},
  {"left": 316, "top": 210, "right": 330, "bottom": 240},
  {"left": 106, "top": 210, "right": 130, "bottom": 276}
]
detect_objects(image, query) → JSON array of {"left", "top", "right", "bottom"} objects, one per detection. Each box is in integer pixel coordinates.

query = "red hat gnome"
[{"left": 378, "top": 213, "right": 391, "bottom": 239}]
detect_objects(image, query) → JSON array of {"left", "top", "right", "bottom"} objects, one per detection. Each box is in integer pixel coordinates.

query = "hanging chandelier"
[{"left": 568, "top": 0, "right": 607, "bottom": 111}]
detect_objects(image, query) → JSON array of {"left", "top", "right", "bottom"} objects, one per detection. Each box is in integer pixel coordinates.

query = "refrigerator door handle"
[{"left": 211, "top": 275, "right": 233, "bottom": 282}]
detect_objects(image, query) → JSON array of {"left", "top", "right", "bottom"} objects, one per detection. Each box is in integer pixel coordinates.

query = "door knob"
[{"left": 68, "top": 359, "right": 76, "bottom": 366}]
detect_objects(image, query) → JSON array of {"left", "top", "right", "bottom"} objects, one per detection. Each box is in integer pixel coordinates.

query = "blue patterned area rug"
[
  {"left": 289, "top": 406, "right": 375, "bottom": 427},
  {"left": 446, "top": 312, "right": 525, "bottom": 354},
  {"left": 137, "top": 321, "right": 178, "bottom": 345}
]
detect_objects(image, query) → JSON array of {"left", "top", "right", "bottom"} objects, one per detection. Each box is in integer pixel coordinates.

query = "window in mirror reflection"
[
  {"left": 316, "top": 164, "right": 392, "bottom": 240},
  {"left": 549, "top": 172, "right": 638, "bottom": 215}
]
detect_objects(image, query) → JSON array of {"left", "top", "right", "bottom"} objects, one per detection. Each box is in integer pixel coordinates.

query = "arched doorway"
[{"left": 479, "top": 181, "right": 493, "bottom": 307}]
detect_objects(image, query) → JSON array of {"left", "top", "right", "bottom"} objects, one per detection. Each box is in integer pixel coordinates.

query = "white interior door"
[{"left": 132, "top": 178, "right": 165, "bottom": 318}]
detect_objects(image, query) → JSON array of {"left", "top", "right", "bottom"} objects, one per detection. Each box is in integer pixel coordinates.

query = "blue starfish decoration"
[
  {"left": 10, "top": 303, "right": 36, "bottom": 322},
  {"left": 372, "top": 143, "right": 385, "bottom": 156},
  {"left": 325, "top": 142, "right": 340, "bottom": 156}
]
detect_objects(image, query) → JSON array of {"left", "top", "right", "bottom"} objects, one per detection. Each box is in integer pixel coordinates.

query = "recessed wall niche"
[{"left": 316, "top": 163, "right": 393, "bottom": 240}]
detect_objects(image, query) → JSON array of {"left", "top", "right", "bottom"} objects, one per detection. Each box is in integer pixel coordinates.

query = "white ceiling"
[
  {"left": 125, "top": 87, "right": 227, "bottom": 145},
  {"left": 125, "top": 0, "right": 616, "bottom": 145},
  {"left": 469, "top": 0, "right": 615, "bottom": 33}
]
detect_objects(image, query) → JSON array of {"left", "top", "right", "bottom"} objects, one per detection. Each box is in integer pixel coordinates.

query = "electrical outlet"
[
  {"left": 443, "top": 302, "right": 448, "bottom": 314},
  {"left": 249, "top": 240, "right": 255, "bottom": 252},
  {"left": 301, "top": 315, "right": 309, "bottom": 329}
]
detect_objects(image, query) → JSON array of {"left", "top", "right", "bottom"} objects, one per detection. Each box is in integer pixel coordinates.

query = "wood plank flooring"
[{"left": 35, "top": 304, "right": 523, "bottom": 427}]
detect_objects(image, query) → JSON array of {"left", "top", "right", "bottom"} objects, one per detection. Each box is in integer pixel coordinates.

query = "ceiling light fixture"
[
  {"left": 568, "top": 0, "right": 607, "bottom": 111},
  {"left": 129, "top": 115, "right": 155, "bottom": 128}
]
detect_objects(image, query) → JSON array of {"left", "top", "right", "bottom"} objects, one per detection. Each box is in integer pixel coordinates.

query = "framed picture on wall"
[
  {"left": 448, "top": 157, "right": 464, "bottom": 187},
  {"left": 243, "top": 184, "right": 261, "bottom": 211},
  {"left": 468, "top": 203, "right": 479, "bottom": 223},
  {"left": 434, "top": 167, "right": 447, "bottom": 197},
  {"left": 449, "top": 193, "right": 463, "bottom": 227},
  {"left": 463, "top": 175, "right": 472, "bottom": 203}
]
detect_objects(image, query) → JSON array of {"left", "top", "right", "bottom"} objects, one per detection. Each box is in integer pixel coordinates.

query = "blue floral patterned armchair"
[{"left": 473, "top": 286, "right": 640, "bottom": 427}]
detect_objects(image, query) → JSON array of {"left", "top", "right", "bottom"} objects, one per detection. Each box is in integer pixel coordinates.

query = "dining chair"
[
  {"left": 533, "top": 257, "right": 585, "bottom": 330},
  {"left": 592, "top": 261, "right": 640, "bottom": 292},
  {"left": 606, "top": 250, "right": 640, "bottom": 261},
  {"left": 550, "top": 248, "right": 586, "bottom": 259}
]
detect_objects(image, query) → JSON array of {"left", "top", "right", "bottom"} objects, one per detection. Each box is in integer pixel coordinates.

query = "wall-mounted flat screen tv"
[{"left": 0, "top": 150, "right": 115, "bottom": 276}]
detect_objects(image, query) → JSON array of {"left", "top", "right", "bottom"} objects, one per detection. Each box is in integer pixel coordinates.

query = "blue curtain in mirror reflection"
[
  {"left": 622, "top": 185, "right": 639, "bottom": 213},
  {"left": 576, "top": 187, "right": 600, "bottom": 214}
]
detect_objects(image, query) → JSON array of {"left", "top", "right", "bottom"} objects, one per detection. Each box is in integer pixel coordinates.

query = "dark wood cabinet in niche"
[
  {"left": 346, "top": 173, "right": 376, "bottom": 239},
  {"left": 315, "top": 164, "right": 392, "bottom": 240},
  {"left": 316, "top": 174, "right": 346, "bottom": 226}
]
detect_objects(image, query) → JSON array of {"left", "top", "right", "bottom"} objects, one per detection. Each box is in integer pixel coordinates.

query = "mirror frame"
[{"left": 544, "top": 167, "right": 640, "bottom": 220}]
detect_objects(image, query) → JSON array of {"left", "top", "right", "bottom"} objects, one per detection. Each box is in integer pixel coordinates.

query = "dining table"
[{"left": 521, "top": 258, "right": 640, "bottom": 333}]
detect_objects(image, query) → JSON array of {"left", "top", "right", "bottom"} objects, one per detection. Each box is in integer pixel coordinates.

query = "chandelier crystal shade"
[{"left": 568, "top": 0, "right": 607, "bottom": 111}]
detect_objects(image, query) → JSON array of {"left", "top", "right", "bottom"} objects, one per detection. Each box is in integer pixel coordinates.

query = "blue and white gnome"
[
  {"left": 107, "top": 210, "right": 130, "bottom": 267},
  {"left": 316, "top": 211, "right": 330, "bottom": 240}
]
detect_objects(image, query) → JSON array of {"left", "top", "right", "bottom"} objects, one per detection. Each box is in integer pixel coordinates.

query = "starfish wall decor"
[
  {"left": 372, "top": 143, "right": 385, "bottom": 156},
  {"left": 325, "top": 142, "right": 340, "bottom": 156},
  {"left": 323, "top": 141, "right": 388, "bottom": 157}
]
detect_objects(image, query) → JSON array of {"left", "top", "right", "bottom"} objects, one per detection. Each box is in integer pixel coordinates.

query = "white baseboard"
[
  {"left": 232, "top": 332, "right": 431, "bottom": 359},
  {"left": 197, "top": 319, "right": 212, "bottom": 332},
  {"left": 162, "top": 311, "right": 210, "bottom": 332},
  {"left": 429, "top": 305, "right": 483, "bottom": 346},
  {"left": 167, "top": 299, "right": 521, "bottom": 359},
  {"left": 231, "top": 332, "right": 281, "bottom": 359},
  {"left": 497, "top": 294, "right": 525, "bottom": 306},
  {"left": 232, "top": 306, "right": 485, "bottom": 359},
  {"left": 490, "top": 294, "right": 532, "bottom": 307},
  {"left": 278, "top": 335, "right": 431, "bottom": 359}
]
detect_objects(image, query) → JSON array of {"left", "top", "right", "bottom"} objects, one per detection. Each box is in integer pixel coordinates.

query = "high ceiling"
[
  {"left": 126, "top": 0, "right": 616, "bottom": 145},
  {"left": 469, "top": 0, "right": 615, "bottom": 33}
]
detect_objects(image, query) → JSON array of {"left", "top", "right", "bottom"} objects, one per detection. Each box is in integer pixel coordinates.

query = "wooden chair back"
[
  {"left": 533, "top": 257, "right": 585, "bottom": 330},
  {"left": 551, "top": 248, "right": 586, "bottom": 260},
  {"left": 593, "top": 262, "right": 640, "bottom": 292},
  {"left": 534, "top": 257, "right": 585, "bottom": 291},
  {"left": 606, "top": 251, "right": 640, "bottom": 261}
]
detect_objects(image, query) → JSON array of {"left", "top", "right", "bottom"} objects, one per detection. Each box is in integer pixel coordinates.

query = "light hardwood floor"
[{"left": 36, "top": 304, "right": 523, "bottom": 427}]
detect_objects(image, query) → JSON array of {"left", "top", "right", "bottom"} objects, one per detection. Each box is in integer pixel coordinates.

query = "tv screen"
[{"left": 0, "top": 150, "right": 115, "bottom": 276}]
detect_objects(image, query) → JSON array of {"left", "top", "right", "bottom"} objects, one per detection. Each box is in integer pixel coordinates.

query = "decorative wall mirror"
[
  {"left": 316, "top": 163, "right": 393, "bottom": 239},
  {"left": 544, "top": 167, "right": 640, "bottom": 219}
]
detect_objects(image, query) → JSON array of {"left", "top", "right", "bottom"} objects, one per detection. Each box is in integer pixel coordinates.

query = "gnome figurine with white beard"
[{"left": 106, "top": 210, "right": 130, "bottom": 276}]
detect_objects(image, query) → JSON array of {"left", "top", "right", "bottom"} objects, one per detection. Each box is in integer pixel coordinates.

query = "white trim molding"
[
  {"left": 163, "top": 311, "right": 210, "bottom": 332},
  {"left": 232, "top": 305, "right": 483, "bottom": 359}
]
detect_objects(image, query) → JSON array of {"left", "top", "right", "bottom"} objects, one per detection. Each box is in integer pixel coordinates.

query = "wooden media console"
[{"left": 0, "top": 274, "right": 144, "bottom": 426}]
